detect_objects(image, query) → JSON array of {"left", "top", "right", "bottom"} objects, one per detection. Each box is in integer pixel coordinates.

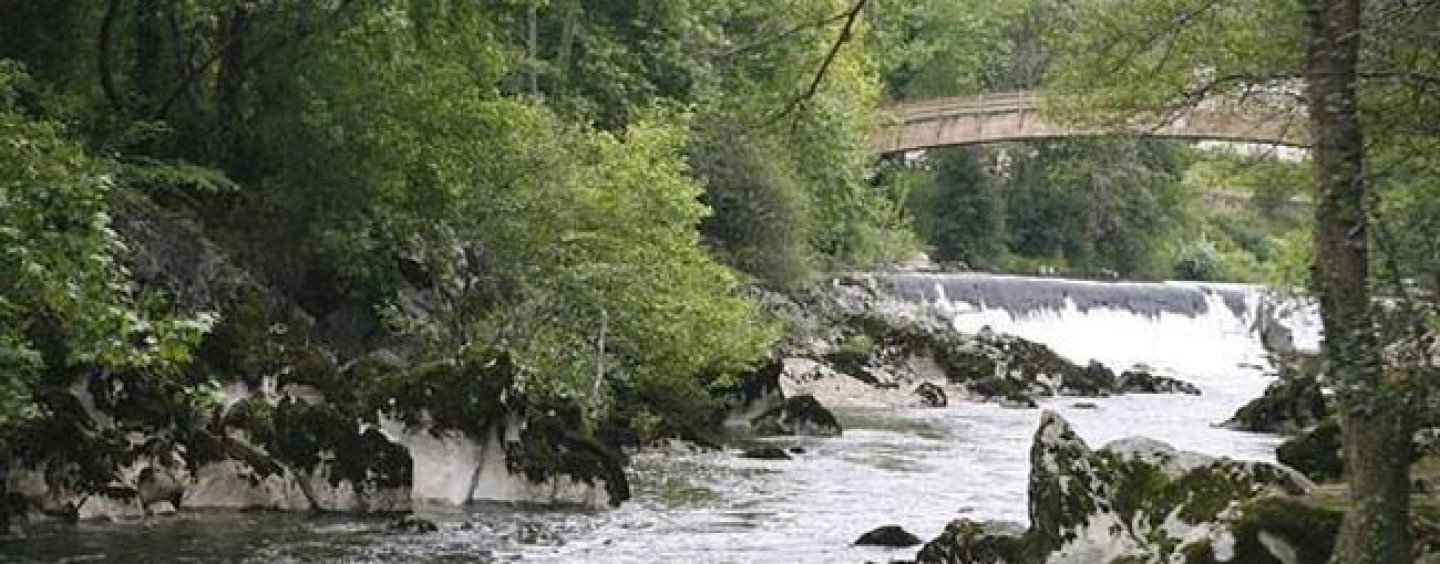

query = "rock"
[
  {"left": 1177, "top": 496, "right": 1341, "bottom": 564},
  {"left": 134, "top": 467, "right": 185, "bottom": 511},
  {"left": 1276, "top": 419, "right": 1344, "bottom": 482},
  {"left": 788, "top": 447, "right": 806, "bottom": 455},
  {"left": 855, "top": 524, "right": 922, "bottom": 547},
  {"left": 1116, "top": 368, "right": 1201, "bottom": 395},
  {"left": 750, "top": 395, "right": 843, "bottom": 437},
  {"left": 720, "top": 359, "right": 787, "bottom": 429},
  {"left": 915, "top": 519, "right": 1020, "bottom": 564},
  {"left": 1060, "top": 361, "right": 1116, "bottom": 396},
  {"left": 915, "top": 382, "right": 948, "bottom": 408},
  {"left": 389, "top": 515, "right": 439, "bottom": 534},
  {"left": 1070, "top": 402, "right": 1098, "bottom": 410},
  {"left": 739, "top": 446, "right": 792, "bottom": 460},
  {"left": 1225, "top": 373, "right": 1328, "bottom": 434},
  {"left": 1003, "top": 411, "right": 1313, "bottom": 562}
]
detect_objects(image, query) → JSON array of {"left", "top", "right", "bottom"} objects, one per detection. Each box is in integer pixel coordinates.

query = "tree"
[
  {"left": 1043, "top": 0, "right": 1440, "bottom": 559},
  {"left": 1302, "top": 1, "right": 1409, "bottom": 561}
]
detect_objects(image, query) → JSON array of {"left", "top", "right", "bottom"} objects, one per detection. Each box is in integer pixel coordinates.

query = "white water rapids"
[{"left": 0, "top": 273, "right": 1321, "bottom": 564}]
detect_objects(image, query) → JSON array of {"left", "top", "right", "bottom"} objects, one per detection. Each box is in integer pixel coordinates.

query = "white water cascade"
[{"left": 880, "top": 272, "right": 1321, "bottom": 456}]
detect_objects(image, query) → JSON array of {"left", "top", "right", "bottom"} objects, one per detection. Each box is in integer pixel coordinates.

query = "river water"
[{"left": 0, "top": 274, "right": 1314, "bottom": 563}]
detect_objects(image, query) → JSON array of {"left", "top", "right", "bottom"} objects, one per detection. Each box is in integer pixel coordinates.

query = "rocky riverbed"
[{"left": 1, "top": 273, "right": 1328, "bottom": 562}]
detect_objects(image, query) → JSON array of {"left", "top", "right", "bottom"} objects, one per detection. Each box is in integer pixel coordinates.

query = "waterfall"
[{"left": 878, "top": 272, "right": 1321, "bottom": 376}]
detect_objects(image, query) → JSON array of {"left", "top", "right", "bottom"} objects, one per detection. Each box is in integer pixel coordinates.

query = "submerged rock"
[
  {"left": 750, "top": 395, "right": 842, "bottom": 437},
  {"left": 739, "top": 446, "right": 792, "bottom": 460},
  {"left": 855, "top": 524, "right": 922, "bottom": 547},
  {"left": 389, "top": 515, "right": 439, "bottom": 534},
  {"left": 914, "top": 382, "right": 948, "bottom": 408}
]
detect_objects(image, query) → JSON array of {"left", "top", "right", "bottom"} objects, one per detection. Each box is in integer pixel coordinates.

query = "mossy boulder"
[
  {"left": 1173, "top": 496, "right": 1342, "bottom": 564},
  {"left": 1002, "top": 412, "right": 1313, "bottom": 563},
  {"left": 1225, "top": 375, "right": 1329, "bottom": 434},
  {"left": 915, "top": 519, "right": 1020, "bottom": 564},
  {"left": 1062, "top": 361, "right": 1117, "bottom": 397},
  {"left": 504, "top": 399, "right": 632, "bottom": 507},
  {"left": 750, "top": 395, "right": 842, "bottom": 437},
  {"left": 1117, "top": 368, "right": 1202, "bottom": 396},
  {"left": 1275, "top": 419, "right": 1343, "bottom": 482}
]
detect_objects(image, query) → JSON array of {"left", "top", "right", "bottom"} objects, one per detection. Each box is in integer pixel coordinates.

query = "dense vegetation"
[
  {"left": 0, "top": 0, "right": 917, "bottom": 476},
  {"left": 3, "top": 0, "right": 1437, "bottom": 558}
]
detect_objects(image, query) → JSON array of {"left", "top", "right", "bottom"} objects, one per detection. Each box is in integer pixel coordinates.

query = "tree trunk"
[
  {"left": 1303, "top": 1, "right": 1413, "bottom": 562},
  {"left": 215, "top": 6, "right": 249, "bottom": 168},
  {"left": 134, "top": 0, "right": 168, "bottom": 113}
]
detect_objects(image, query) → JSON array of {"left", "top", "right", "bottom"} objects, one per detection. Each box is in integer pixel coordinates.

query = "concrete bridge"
[{"left": 871, "top": 91, "right": 1307, "bottom": 154}]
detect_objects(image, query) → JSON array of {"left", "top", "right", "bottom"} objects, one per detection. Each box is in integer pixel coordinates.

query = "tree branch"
[
  {"left": 760, "top": 0, "right": 869, "bottom": 128},
  {"left": 99, "top": 0, "right": 126, "bottom": 111}
]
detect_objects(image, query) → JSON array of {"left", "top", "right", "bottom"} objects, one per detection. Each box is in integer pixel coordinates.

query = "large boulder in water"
[
  {"left": 750, "top": 395, "right": 842, "bottom": 437},
  {"left": 1023, "top": 412, "right": 1313, "bottom": 561},
  {"left": 925, "top": 411, "right": 1315, "bottom": 563},
  {"left": 1225, "top": 373, "right": 1328, "bottom": 434}
]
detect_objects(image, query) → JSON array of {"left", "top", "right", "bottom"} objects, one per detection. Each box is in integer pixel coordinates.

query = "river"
[{"left": 0, "top": 273, "right": 1314, "bottom": 563}]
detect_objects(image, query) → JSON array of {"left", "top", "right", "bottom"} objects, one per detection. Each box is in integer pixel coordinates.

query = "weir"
[{"left": 876, "top": 272, "right": 1321, "bottom": 377}]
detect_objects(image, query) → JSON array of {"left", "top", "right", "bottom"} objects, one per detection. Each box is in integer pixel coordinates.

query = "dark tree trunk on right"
[{"left": 1302, "top": 0, "right": 1414, "bottom": 562}]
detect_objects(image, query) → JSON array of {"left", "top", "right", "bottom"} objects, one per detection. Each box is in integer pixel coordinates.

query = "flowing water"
[{"left": 0, "top": 274, "right": 1318, "bottom": 564}]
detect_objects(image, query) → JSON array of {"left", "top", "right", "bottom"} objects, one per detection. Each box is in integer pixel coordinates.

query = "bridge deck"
[{"left": 872, "top": 92, "right": 1308, "bottom": 153}]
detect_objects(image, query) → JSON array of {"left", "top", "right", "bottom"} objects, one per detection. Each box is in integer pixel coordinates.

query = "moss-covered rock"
[
  {"left": 1002, "top": 412, "right": 1313, "bottom": 563},
  {"left": 1174, "top": 496, "right": 1342, "bottom": 564},
  {"left": 915, "top": 519, "right": 1020, "bottom": 564},
  {"left": 750, "top": 395, "right": 842, "bottom": 437},
  {"left": 1275, "top": 419, "right": 1343, "bottom": 482},
  {"left": 503, "top": 398, "right": 631, "bottom": 507},
  {"left": 1225, "top": 355, "right": 1328, "bottom": 434},
  {"left": 1117, "top": 368, "right": 1202, "bottom": 396}
]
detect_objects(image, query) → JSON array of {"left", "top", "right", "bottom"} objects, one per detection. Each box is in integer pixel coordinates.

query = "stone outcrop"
[
  {"left": 750, "top": 396, "right": 842, "bottom": 437},
  {"left": 918, "top": 412, "right": 1316, "bottom": 563}
]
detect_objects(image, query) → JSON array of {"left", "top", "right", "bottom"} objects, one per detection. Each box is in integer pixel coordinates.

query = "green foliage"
[{"left": 0, "top": 62, "right": 210, "bottom": 443}]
